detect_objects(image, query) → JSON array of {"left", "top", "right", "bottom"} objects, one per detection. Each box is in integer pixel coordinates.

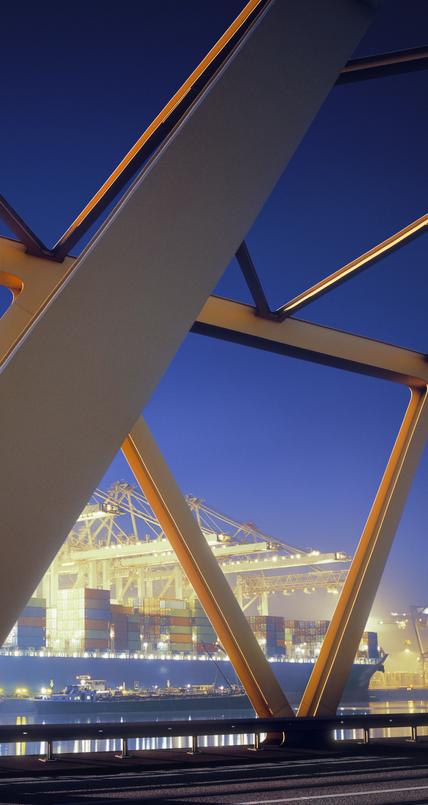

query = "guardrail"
[{"left": 1, "top": 713, "right": 428, "bottom": 761}]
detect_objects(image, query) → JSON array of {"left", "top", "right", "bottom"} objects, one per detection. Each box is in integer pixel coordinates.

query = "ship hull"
[
  {"left": 1, "top": 693, "right": 252, "bottom": 716},
  {"left": 0, "top": 653, "right": 382, "bottom": 710}
]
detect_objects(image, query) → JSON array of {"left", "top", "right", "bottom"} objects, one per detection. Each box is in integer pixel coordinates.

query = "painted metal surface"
[
  {"left": 1, "top": 7, "right": 405, "bottom": 260},
  {"left": 194, "top": 296, "right": 428, "bottom": 387},
  {"left": 276, "top": 213, "right": 428, "bottom": 320},
  {"left": 0, "top": 0, "right": 374, "bottom": 701},
  {"left": 299, "top": 388, "right": 428, "bottom": 715},
  {"left": 193, "top": 282, "right": 428, "bottom": 716},
  {"left": 123, "top": 417, "right": 294, "bottom": 717}
]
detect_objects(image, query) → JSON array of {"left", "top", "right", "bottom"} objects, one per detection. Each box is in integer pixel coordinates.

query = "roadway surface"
[{"left": 1, "top": 743, "right": 428, "bottom": 803}]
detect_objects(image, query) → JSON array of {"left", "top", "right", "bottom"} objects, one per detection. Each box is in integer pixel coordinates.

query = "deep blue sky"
[{"left": 0, "top": 1, "right": 427, "bottom": 616}]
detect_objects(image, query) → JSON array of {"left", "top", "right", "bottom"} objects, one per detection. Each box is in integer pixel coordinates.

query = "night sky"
[{"left": 0, "top": 1, "right": 427, "bottom": 617}]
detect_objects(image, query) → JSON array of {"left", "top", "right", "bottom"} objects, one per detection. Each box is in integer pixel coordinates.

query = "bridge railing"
[{"left": 1, "top": 713, "right": 428, "bottom": 761}]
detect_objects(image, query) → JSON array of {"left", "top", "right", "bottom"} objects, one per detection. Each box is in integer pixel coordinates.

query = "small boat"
[{"left": 1, "top": 676, "right": 252, "bottom": 714}]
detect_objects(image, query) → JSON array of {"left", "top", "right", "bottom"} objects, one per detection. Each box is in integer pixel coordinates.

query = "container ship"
[
  {"left": 0, "top": 590, "right": 384, "bottom": 707},
  {"left": 0, "top": 486, "right": 385, "bottom": 708}
]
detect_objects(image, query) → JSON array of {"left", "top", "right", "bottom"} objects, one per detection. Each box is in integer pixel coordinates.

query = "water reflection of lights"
[{"left": 1, "top": 701, "right": 427, "bottom": 756}]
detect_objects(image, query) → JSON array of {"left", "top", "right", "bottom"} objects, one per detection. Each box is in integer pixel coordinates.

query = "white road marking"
[
  {"left": 241, "top": 783, "right": 428, "bottom": 803},
  {"left": 0, "top": 754, "right": 409, "bottom": 788},
  {"left": 6, "top": 762, "right": 426, "bottom": 799}
]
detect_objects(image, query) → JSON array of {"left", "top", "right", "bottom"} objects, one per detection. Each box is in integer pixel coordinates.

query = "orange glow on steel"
[
  {"left": 57, "top": 0, "right": 265, "bottom": 247},
  {"left": 122, "top": 432, "right": 281, "bottom": 719},
  {"left": 0, "top": 271, "right": 24, "bottom": 298},
  {"left": 279, "top": 213, "right": 428, "bottom": 315},
  {"left": 298, "top": 387, "right": 428, "bottom": 716}
]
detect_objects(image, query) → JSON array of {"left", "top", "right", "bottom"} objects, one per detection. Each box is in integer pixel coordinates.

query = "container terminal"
[{"left": 0, "top": 483, "right": 387, "bottom": 703}]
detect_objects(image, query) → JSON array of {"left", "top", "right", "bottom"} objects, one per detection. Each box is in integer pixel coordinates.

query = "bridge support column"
[{"left": 122, "top": 416, "right": 294, "bottom": 718}]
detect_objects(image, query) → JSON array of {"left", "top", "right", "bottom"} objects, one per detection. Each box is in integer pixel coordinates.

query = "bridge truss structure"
[{"left": 0, "top": 0, "right": 426, "bottom": 722}]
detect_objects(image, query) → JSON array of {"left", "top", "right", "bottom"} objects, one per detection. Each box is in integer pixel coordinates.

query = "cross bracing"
[{"left": 0, "top": 0, "right": 424, "bottom": 723}]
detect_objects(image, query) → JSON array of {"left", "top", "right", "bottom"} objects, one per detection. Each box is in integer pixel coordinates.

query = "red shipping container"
[
  {"left": 83, "top": 598, "right": 110, "bottom": 610},
  {"left": 18, "top": 616, "right": 45, "bottom": 627},
  {"left": 85, "top": 589, "right": 110, "bottom": 599},
  {"left": 84, "top": 639, "right": 109, "bottom": 649},
  {"left": 85, "top": 619, "right": 109, "bottom": 630}
]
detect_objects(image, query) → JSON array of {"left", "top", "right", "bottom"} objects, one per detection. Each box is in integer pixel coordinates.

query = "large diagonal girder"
[
  {"left": 123, "top": 419, "right": 294, "bottom": 717},
  {"left": 0, "top": 0, "right": 376, "bottom": 718},
  {"left": 0, "top": 239, "right": 295, "bottom": 719}
]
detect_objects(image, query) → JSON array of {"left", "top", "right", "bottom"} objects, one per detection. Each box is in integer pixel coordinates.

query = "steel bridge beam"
[
  {"left": 1, "top": 6, "right": 400, "bottom": 262},
  {"left": 275, "top": 213, "right": 428, "bottom": 320},
  {"left": 0, "top": 0, "right": 375, "bottom": 719},
  {"left": 2, "top": 232, "right": 427, "bottom": 716},
  {"left": 299, "top": 388, "right": 428, "bottom": 715},
  {"left": 122, "top": 417, "right": 293, "bottom": 717},
  {"left": 194, "top": 296, "right": 428, "bottom": 387},
  {"left": 193, "top": 294, "right": 428, "bottom": 715}
]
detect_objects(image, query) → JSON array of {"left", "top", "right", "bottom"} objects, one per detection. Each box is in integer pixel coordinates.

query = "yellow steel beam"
[
  {"left": 0, "top": 243, "right": 298, "bottom": 720},
  {"left": 2, "top": 238, "right": 427, "bottom": 716},
  {"left": 194, "top": 296, "right": 428, "bottom": 387},
  {"left": 276, "top": 212, "right": 428, "bottom": 319},
  {"left": 53, "top": 0, "right": 267, "bottom": 254},
  {"left": 0, "top": 238, "right": 72, "bottom": 367},
  {"left": 0, "top": 0, "right": 373, "bottom": 649},
  {"left": 299, "top": 387, "right": 428, "bottom": 715},
  {"left": 122, "top": 417, "right": 294, "bottom": 718},
  {"left": 193, "top": 296, "right": 428, "bottom": 713},
  {"left": 0, "top": 0, "right": 383, "bottom": 725}
]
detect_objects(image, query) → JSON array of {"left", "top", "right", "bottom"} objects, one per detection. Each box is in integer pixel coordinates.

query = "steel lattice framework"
[
  {"left": 42, "top": 481, "right": 350, "bottom": 609},
  {"left": 0, "top": 0, "right": 426, "bottom": 724}
]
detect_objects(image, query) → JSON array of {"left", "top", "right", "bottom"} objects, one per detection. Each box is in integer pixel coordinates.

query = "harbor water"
[{"left": 1, "top": 697, "right": 428, "bottom": 757}]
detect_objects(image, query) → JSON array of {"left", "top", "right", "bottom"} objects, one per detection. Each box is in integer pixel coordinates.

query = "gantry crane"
[
  {"left": 39, "top": 482, "right": 350, "bottom": 611},
  {"left": 235, "top": 570, "right": 349, "bottom": 614}
]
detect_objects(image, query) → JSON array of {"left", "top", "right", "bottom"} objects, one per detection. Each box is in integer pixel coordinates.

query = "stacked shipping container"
[
  {"left": 52, "top": 588, "right": 111, "bottom": 652},
  {"left": 161, "top": 599, "right": 192, "bottom": 654},
  {"left": 7, "top": 589, "right": 379, "bottom": 663},
  {"left": 247, "top": 615, "right": 286, "bottom": 657},
  {"left": 16, "top": 597, "right": 46, "bottom": 650},
  {"left": 285, "top": 619, "right": 329, "bottom": 659},
  {"left": 192, "top": 600, "right": 217, "bottom": 654},
  {"left": 83, "top": 588, "right": 110, "bottom": 651},
  {"left": 110, "top": 604, "right": 131, "bottom": 651},
  {"left": 142, "top": 598, "right": 162, "bottom": 650}
]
